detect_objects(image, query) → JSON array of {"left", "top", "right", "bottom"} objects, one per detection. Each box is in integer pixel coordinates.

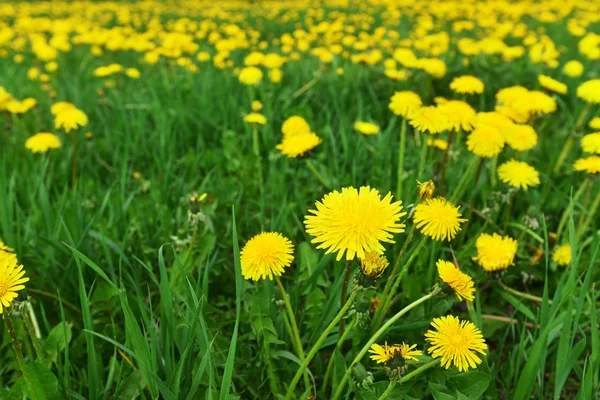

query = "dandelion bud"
[
  {"left": 358, "top": 252, "right": 389, "bottom": 287},
  {"left": 417, "top": 180, "right": 435, "bottom": 201}
]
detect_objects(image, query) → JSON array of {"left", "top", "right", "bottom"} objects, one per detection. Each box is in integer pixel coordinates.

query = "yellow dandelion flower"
[
  {"left": 436, "top": 260, "right": 475, "bottom": 302},
  {"left": 125, "top": 68, "right": 141, "bottom": 79},
  {"left": 354, "top": 121, "right": 380, "bottom": 135},
  {"left": 427, "top": 138, "right": 449, "bottom": 150},
  {"left": 497, "top": 160, "right": 540, "bottom": 190},
  {"left": 359, "top": 251, "right": 389, "bottom": 279},
  {"left": 369, "top": 342, "right": 422, "bottom": 364},
  {"left": 243, "top": 112, "right": 267, "bottom": 125},
  {"left": 450, "top": 75, "right": 484, "bottom": 95},
  {"left": 282, "top": 116, "right": 311, "bottom": 138},
  {"left": 305, "top": 186, "right": 406, "bottom": 261},
  {"left": 563, "top": 60, "right": 583, "bottom": 77},
  {"left": 552, "top": 244, "right": 572, "bottom": 266},
  {"left": 240, "top": 232, "right": 294, "bottom": 281},
  {"left": 251, "top": 100, "right": 263, "bottom": 112},
  {"left": 577, "top": 79, "right": 600, "bottom": 104},
  {"left": 505, "top": 124, "right": 538, "bottom": 152},
  {"left": 51, "top": 101, "right": 74, "bottom": 115},
  {"left": 276, "top": 132, "right": 322, "bottom": 158},
  {"left": 25, "top": 132, "right": 62, "bottom": 154},
  {"left": 573, "top": 156, "right": 600, "bottom": 174},
  {"left": 0, "top": 252, "right": 30, "bottom": 313},
  {"left": 417, "top": 180, "right": 435, "bottom": 201},
  {"left": 467, "top": 126, "right": 505, "bottom": 158},
  {"left": 581, "top": 132, "right": 600, "bottom": 154},
  {"left": 588, "top": 117, "right": 600, "bottom": 130},
  {"left": 474, "top": 233, "right": 518, "bottom": 272},
  {"left": 238, "top": 66, "right": 263, "bottom": 86},
  {"left": 525, "top": 91, "right": 557, "bottom": 114},
  {"left": 538, "top": 75, "right": 567, "bottom": 95},
  {"left": 413, "top": 197, "right": 466, "bottom": 241},
  {"left": 438, "top": 100, "right": 477, "bottom": 132},
  {"left": 269, "top": 68, "right": 283, "bottom": 83},
  {"left": 6, "top": 98, "right": 37, "bottom": 114},
  {"left": 54, "top": 107, "right": 88, "bottom": 132},
  {"left": 409, "top": 106, "right": 450, "bottom": 134},
  {"left": 425, "top": 315, "right": 487, "bottom": 372},
  {"left": 389, "top": 91, "right": 422, "bottom": 118}
]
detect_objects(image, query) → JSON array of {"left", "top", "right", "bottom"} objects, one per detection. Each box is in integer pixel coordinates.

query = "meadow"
[{"left": 0, "top": 0, "right": 599, "bottom": 399}]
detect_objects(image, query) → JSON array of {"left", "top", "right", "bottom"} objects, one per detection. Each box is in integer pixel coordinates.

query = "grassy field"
[{"left": 0, "top": 0, "right": 599, "bottom": 399}]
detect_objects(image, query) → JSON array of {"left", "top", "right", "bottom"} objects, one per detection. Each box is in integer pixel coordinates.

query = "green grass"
[{"left": 0, "top": 1, "right": 599, "bottom": 399}]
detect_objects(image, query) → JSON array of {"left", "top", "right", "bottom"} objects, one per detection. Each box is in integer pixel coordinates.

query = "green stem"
[
  {"left": 182, "top": 224, "right": 199, "bottom": 268},
  {"left": 556, "top": 177, "right": 590, "bottom": 240},
  {"left": 450, "top": 155, "right": 480, "bottom": 204},
  {"left": 377, "top": 380, "right": 396, "bottom": 400},
  {"left": 497, "top": 281, "right": 552, "bottom": 305},
  {"left": 3, "top": 309, "right": 37, "bottom": 399},
  {"left": 275, "top": 276, "right": 311, "bottom": 392},
  {"left": 417, "top": 131, "right": 428, "bottom": 180},
  {"left": 21, "top": 308, "right": 43, "bottom": 360},
  {"left": 439, "top": 129, "right": 456, "bottom": 194},
  {"left": 396, "top": 118, "right": 407, "bottom": 200},
  {"left": 401, "top": 358, "right": 441, "bottom": 383},
  {"left": 577, "top": 184, "right": 600, "bottom": 240},
  {"left": 339, "top": 260, "right": 354, "bottom": 338},
  {"left": 306, "top": 159, "right": 330, "bottom": 188},
  {"left": 553, "top": 103, "right": 591, "bottom": 174},
  {"left": 503, "top": 191, "right": 515, "bottom": 232},
  {"left": 71, "top": 132, "right": 78, "bottom": 189},
  {"left": 323, "top": 317, "right": 357, "bottom": 391},
  {"left": 284, "top": 290, "right": 358, "bottom": 400},
  {"left": 332, "top": 287, "right": 441, "bottom": 400}
]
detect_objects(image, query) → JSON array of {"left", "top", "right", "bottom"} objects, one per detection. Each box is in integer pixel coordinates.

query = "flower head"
[
  {"left": 389, "top": 91, "right": 422, "bottom": 118},
  {"left": 589, "top": 117, "right": 600, "bottom": 130},
  {"left": 497, "top": 160, "right": 540, "bottom": 190},
  {"left": 305, "top": 186, "right": 406, "bottom": 261},
  {"left": 51, "top": 101, "right": 74, "bottom": 115},
  {"left": 563, "top": 60, "right": 583, "bottom": 77},
  {"left": 437, "top": 100, "right": 476, "bottom": 132},
  {"left": 239, "top": 66, "right": 263, "bottom": 86},
  {"left": 125, "top": 68, "right": 141, "bottom": 79},
  {"left": 553, "top": 244, "right": 572, "bottom": 266},
  {"left": 436, "top": 260, "right": 475, "bottom": 301},
  {"left": 417, "top": 180, "right": 435, "bottom": 201},
  {"left": 538, "top": 75, "right": 567, "bottom": 95},
  {"left": 450, "top": 75, "right": 484, "bottom": 94},
  {"left": 577, "top": 79, "right": 600, "bottom": 104},
  {"left": 359, "top": 251, "right": 389, "bottom": 280},
  {"left": 354, "top": 121, "right": 379, "bottom": 135},
  {"left": 409, "top": 106, "right": 450, "bottom": 134},
  {"left": 251, "top": 100, "right": 263, "bottom": 112},
  {"left": 474, "top": 233, "right": 518, "bottom": 272},
  {"left": 240, "top": 232, "right": 294, "bottom": 281},
  {"left": 413, "top": 197, "right": 466, "bottom": 241},
  {"left": 54, "top": 106, "right": 88, "bottom": 132},
  {"left": 573, "top": 156, "right": 600, "bottom": 174},
  {"left": 428, "top": 138, "right": 449, "bottom": 150},
  {"left": 505, "top": 124, "right": 538, "bottom": 152},
  {"left": 425, "top": 315, "right": 487, "bottom": 372},
  {"left": 243, "top": 112, "right": 267, "bottom": 125},
  {"left": 0, "top": 251, "right": 30, "bottom": 313},
  {"left": 282, "top": 116, "right": 311, "bottom": 138},
  {"left": 467, "top": 126, "right": 505, "bottom": 157},
  {"left": 25, "top": 132, "right": 62, "bottom": 154},
  {"left": 369, "top": 342, "right": 422, "bottom": 364},
  {"left": 581, "top": 133, "right": 600, "bottom": 154},
  {"left": 276, "top": 132, "right": 322, "bottom": 158}
]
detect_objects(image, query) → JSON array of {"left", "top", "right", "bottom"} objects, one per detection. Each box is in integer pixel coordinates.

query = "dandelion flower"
[
  {"left": 269, "top": 68, "right": 283, "bottom": 83},
  {"left": 436, "top": 260, "right": 475, "bottom": 302},
  {"left": 417, "top": 180, "right": 435, "bottom": 201},
  {"left": 409, "top": 106, "right": 450, "bottom": 134},
  {"left": 54, "top": 107, "right": 88, "bottom": 132},
  {"left": 25, "top": 132, "right": 62, "bottom": 154},
  {"left": 552, "top": 244, "right": 572, "bottom": 266},
  {"left": 525, "top": 91, "right": 557, "bottom": 115},
  {"left": 467, "top": 126, "right": 505, "bottom": 157},
  {"left": 389, "top": 91, "right": 422, "bottom": 118},
  {"left": 282, "top": 116, "right": 311, "bottom": 138},
  {"left": 425, "top": 315, "right": 487, "bottom": 372},
  {"left": 359, "top": 251, "right": 389, "bottom": 280},
  {"left": 369, "top": 342, "right": 422, "bottom": 364},
  {"left": 563, "top": 60, "right": 583, "bottom": 77},
  {"left": 581, "top": 133, "right": 600, "bottom": 154},
  {"left": 589, "top": 117, "right": 600, "bottom": 130},
  {"left": 438, "top": 100, "right": 476, "bottom": 132},
  {"left": 505, "top": 124, "right": 538, "bottom": 152},
  {"left": 354, "top": 121, "right": 379, "bottom": 135},
  {"left": 577, "top": 80, "right": 600, "bottom": 104},
  {"left": 0, "top": 252, "right": 30, "bottom": 314},
  {"left": 305, "top": 186, "right": 406, "bottom": 261},
  {"left": 240, "top": 232, "right": 294, "bottom": 281},
  {"left": 497, "top": 160, "right": 540, "bottom": 190},
  {"left": 413, "top": 197, "right": 466, "bottom": 241},
  {"left": 243, "top": 112, "right": 267, "bottom": 125},
  {"left": 450, "top": 75, "right": 484, "bottom": 95},
  {"left": 238, "top": 66, "right": 263, "bottom": 86},
  {"left": 51, "top": 101, "right": 74, "bottom": 115},
  {"left": 276, "top": 133, "right": 322, "bottom": 157},
  {"left": 538, "top": 75, "right": 567, "bottom": 95},
  {"left": 474, "top": 233, "right": 518, "bottom": 272},
  {"left": 251, "top": 100, "right": 263, "bottom": 112},
  {"left": 125, "top": 68, "right": 141, "bottom": 79},
  {"left": 573, "top": 156, "right": 600, "bottom": 174},
  {"left": 427, "top": 138, "right": 449, "bottom": 150}
]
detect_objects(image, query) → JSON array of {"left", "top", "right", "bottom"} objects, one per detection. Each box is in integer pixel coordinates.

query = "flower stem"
[
  {"left": 3, "top": 309, "right": 37, "bottom": 399},
  {"left": 275, "top": 276, "right": 310, "bottom": 392},
  {"left": 439, "top": 129, "right": 456, "bottom": 194},
  {"left": 556, "top": 177, "right": 590, "bottom": 240},
  {"left": 306, "top": 159, "right": 330, "bottom": 188},
  {"left": 71, "top": 132, "right": 78, "bottom": 189},
  {"left": 339, "top": 260, "right": 354, "bottom": 340},
  {"left": 323, "top": 316, "right": 357, "bottom": 391},
  {"left": 400, "top": 358, "right": 441, "bottom": 383},
  {"left": 553, "top": 103, "right": 591, "bottom": 174},
  {"left": 21, "top": 307, "right": 43, "bottom": 360},
  {"left": 182, "top": 224, "right": 199, "bottom": 268},
  {"left": 417, "top": 132, "right": 428, "bottom": 180},
  {"left": 577, "top": 183, "right": 600, "bottom": 240},
  {"left": 284, "top": 290, "right": 358, "bottom": 400},
  {"left": 497, "top": 281, "right": 552, "bottom": 305},
  {"left": 332, "top": 287, "right": 441, "bottom": 400},
  {"left": 377, "top": 380, "right": 396, "bottom": 400},
  {"left": 396, "top": 118, "right": 407, "bottom": 200}
]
